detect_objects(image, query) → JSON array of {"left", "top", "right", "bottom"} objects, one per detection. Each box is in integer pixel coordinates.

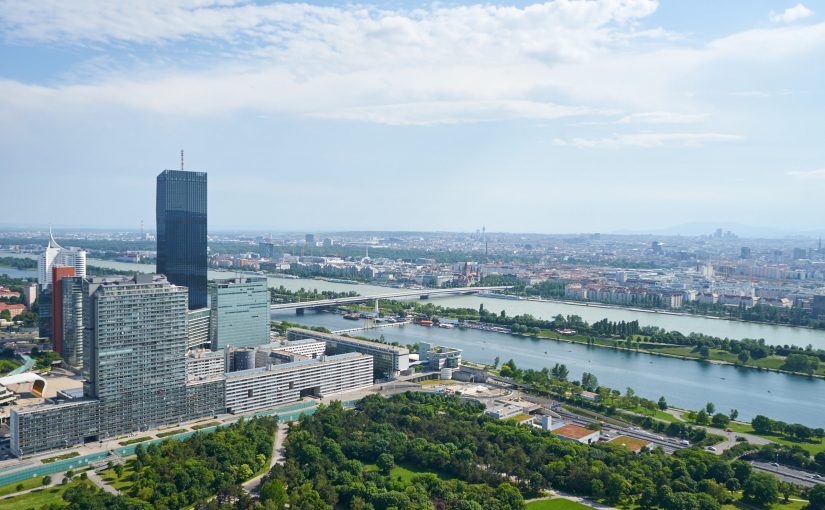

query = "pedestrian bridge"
[{"left": 270, "top": 286, "right": 511, "bottom": 313}]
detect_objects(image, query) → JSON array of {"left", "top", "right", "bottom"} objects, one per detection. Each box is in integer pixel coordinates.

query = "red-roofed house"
[{"left": 0, "top": 303, "right": 26, "bottom": 320}]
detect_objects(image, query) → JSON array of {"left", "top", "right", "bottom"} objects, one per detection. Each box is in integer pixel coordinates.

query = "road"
[
  {"left": 242, "top": 421, "right": 288, "bottom": 494},
  {"left": 750, "top": 460, "right": 821, "bottom": 488}
]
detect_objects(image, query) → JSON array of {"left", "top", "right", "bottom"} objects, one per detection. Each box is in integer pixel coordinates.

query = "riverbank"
[{"left": 522, "top": 296, "right": 823, "bottom": 333}]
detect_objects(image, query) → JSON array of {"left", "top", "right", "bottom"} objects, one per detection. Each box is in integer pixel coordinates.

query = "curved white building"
[{"left": 37, "top": 228, "right": 87, "bottom": 286}]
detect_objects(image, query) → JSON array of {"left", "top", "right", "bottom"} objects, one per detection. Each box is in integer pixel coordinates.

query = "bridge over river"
[{"left": 270, "top": 286, "right": 511, "bottom": 314}]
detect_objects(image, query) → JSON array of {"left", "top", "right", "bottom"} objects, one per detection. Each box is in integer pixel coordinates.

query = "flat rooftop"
[
  {"left": 225, "top": 352, "right": 367, "bottom": 379},
  {"left": 288, "top": 328, "right": 409, "bottom": 355}
]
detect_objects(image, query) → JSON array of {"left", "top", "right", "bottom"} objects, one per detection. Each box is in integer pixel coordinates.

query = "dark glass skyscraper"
[{"left": 156, "top": 170, "right": 208, "bottom": 309}]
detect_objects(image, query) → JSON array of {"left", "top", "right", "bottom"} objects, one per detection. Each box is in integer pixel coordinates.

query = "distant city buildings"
[{"left": 156, "top": 170, "right": 208, "bottom": 309}]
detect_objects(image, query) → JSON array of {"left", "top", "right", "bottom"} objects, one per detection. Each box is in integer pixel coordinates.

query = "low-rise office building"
[
  {"left": 225, "top": 352, "right": 372, "bottom": 415},
  {"left": 287, "top": 328, "right": 409, "bottom": 379}
]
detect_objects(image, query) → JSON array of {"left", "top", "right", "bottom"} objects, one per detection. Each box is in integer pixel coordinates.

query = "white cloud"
[
  {"left": 0, "top": 1, "right": 823, "bottom": 127},
  {"left": 770, "top": 3, "right": 814, "bottom": 23},
  {"left": 786, "top": 168, "right": 825, "bottom": 180},
  {"left": 615, "top": 111, "right": 707, "bottom": 124},
  {"left": 553, "top": 132, "right": 743, "bottom": 148}
]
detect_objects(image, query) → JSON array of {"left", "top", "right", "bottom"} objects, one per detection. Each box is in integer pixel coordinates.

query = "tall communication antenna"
[
  {"left": 180, "top": 150, "right": 184, "bottom": 171},
  {"left": 140, "top": 220, "right": 144, "bottom": 239}
]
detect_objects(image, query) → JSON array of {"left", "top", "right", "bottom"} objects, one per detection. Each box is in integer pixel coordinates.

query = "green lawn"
[
  {"left": 191, "top": 421, "right": 220, "bottom": 430},
  {"left": 0, "top": 479, "right": 93, "bottom": 510},
  {"left": 41, "top": 452, "right": 80, "bottom": 464},
  {"left": 118, "top": 436, "right": 152, "bottom": 446},
  {"left": 608, "top": 435, "right": 651, "bottom": 452},
  {"left": 0, "top": 476, "right": 46, "bottom": 497},
  {"left": 724, "top": 422, "right": 825, "bottom": 455},
  {"left": 365, "top": 462, "right": 453, "bottom": 482},
  {"left": 0, "top": 358, "right": 21, "bottom": 375},
  {"left": 156, "top": 428, "right": 187, "bottom": 438},
  {"left": 527, "top": 498, "right": 596, "bottom": 510},
  {"left": 722, "top": 494, "right": 808, "bottom": 510},
  {"left": 99, "top": 460, "right": 138, "bottom": 492}
]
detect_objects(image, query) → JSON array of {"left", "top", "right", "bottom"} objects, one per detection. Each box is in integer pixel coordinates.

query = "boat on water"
[
  {"left": 477, "top": 292, "right": 523, "bottom": 300},
  {"left": 419, "top": 319, "right": 434, "bottom": 327},
  {"left": 343, "top": 313, "right": 360, "bottom": 320},
  {"left": 438, "top": 323, "right": 455, "bottom": 329}
]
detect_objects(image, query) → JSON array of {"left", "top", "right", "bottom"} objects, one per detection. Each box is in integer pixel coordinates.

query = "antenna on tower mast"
[{"left": 180, "top": 150, "right": 184, "bottom": 171}]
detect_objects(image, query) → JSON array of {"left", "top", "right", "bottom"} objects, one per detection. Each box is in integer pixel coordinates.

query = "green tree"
[
  {"left": 696, "top": 409, "right": 709, "bottom": 425},
  {"left": 807, "top": 484, "right": 825, "bottom": 510},
  {"left": 706, "top": 402, "right": 716, "bottom": 414},
  {"left": 260, "top": 479, "right": 287, "bottom": 509},
  {"left": 42, "top": 475, "right": 51, "bottom": 486},
  {"left": 712, "top": 413, "right": 730, "bottom": 428},
  {"left": 658, "top": 396, "right": 668, "bottom": 411},
  {"left": 289, "top": 483, "right": 332, "bottom": 510},
  {"left": 738, "top": 350, "right": 750, "bottom": 364},
  {"left": 377, "top": 453, "right": 395, "bottom": 475},
  {"left": 699, "top": 345, "right": 711, "bottom": 359},
  {"left": 743, "top": 472, "right": 779, "bottom": 507}
]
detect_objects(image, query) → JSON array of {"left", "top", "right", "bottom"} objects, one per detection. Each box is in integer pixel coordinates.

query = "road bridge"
[{"left": 270, "top": 286, "right": 512, "bottom": 314}]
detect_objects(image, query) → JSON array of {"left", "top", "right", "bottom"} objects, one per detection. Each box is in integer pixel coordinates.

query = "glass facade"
[
  {"left": 209, "top": 277, "right": 270, "bottom": 350},
  {"left": 156, "top": 170, "right": 207, "bottom": 309}
]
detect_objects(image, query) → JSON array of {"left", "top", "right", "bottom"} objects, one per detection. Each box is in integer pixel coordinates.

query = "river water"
[
  {"left": 4, "top": 253, "right": 824, "bottom": 426},
  {"left": 274, "top": 309, "right": 825, "bottom": 428},
  {"left": 5, "top": 253, "right": 825, "bottom": 348}
]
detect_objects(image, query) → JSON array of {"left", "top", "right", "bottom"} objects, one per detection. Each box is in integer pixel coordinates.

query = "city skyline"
[{"left": 1, "top": 0, "right": 824, "bottom": 233}]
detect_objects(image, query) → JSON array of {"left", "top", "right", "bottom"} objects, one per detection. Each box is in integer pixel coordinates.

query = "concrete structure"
[
  {"left": 156, "top": 169, "right": 208, "bottom": 309},
  {"left": 224, "top": 352, "right": 372, "bottom": 415},
  {"left": 187, "top": 307, "right": 211, "bottom": 349},
  {"left": 270, "top": 286, "right": 511, "bottom": 312},
  {"left": 210, "top": 277, "right": 270, "bottom": 350},
  {"left": 419, "top": 342, "right": 462, "bottom": 371},
  {"left": 11, "top": 275, "right": 190, "bottom": 456},
  {"left": 37, "top": 229, "right": 86, "bottom": 286},
  {"left": 287, "top": 328, "right": 409, "bottom": 379},
  {"left": 186, "top": 349, "right": 225, "bottom": 381},
  {"left": 272, "top": 338, "right": 326, "bottom": 358},
  {"left": 22, "top": 283, "right": 37, "bottom": 309}
]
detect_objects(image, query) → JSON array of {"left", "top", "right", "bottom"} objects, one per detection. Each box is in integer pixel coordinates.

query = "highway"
[{"left": 269, "top": 286, "right": 511, "bottom": 311}]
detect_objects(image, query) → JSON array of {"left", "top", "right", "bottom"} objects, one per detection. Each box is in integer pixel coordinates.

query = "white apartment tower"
[{"left": 38, "top": 228, "right": 87, "bottom": 286}]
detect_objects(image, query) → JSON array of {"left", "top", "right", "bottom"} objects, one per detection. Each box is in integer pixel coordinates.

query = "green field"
[
  {"left": 722, "top": 494, "right": 809, "bottom": 510},
  {"left": 100, "top": 460, "right": 138, "bottom": 492},
  {"left": 156, "top": 428, "right": 187, "bottom": 438},
  {"left": 118, "top": 436, "right": 152, "bottom": 446},
  {"left": 41, "top": 451, "right": 80, "bottom": 464},
  {"left": 725, "top": 422, "right": 825, "bottom": 455},
  {"left": 0, "top": 358, "right": 21, "bottom": 375},
  {"left": 365, "top": 462, "right": 453, "bottom": 483},
  {"left": 526, "top": 498, "right": 595, "bottom": 510},
  {"left": 0, "top": 476, "right": 47, "bottom": 497},
  {"left": 0, "top": 479, "right": 92, "bottom": 510},
  {"left": 608, "top": 435, "right": 651, "bottom": 452},
  {"left": 192, "top": 421, "right": 220, "bottom": 430}
]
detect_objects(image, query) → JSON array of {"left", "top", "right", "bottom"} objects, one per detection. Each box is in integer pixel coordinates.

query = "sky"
[{"left": 0, "top": 0, "right": 823, "bottom": 234}]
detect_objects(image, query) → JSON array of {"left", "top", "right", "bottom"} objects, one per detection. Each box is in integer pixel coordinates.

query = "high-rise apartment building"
[
  {"left": 38, "top": 229, "right": 86, "bottom": 286},
  {"left": 209, "top": 277, "right": 270, "bottom": 350},
  {"left": 12, "top": 275, "right": 191, "bottom": 456},
  {"left": 82, "top": 275, "right": 189, "bottom": 435},
  {"left": 156, "top": 170, "right": 208, "bottom": 309}
]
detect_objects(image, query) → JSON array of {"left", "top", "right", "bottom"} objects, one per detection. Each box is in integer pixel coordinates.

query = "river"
[
  {"left": 273, "top": 309, "right": 825, "bottom": 428},
  {"left": 4, "top": 252, "right": 825, "bottom": 348},
  {"left": 5, "top": 253, "right": 824, "bottom": 426}
]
